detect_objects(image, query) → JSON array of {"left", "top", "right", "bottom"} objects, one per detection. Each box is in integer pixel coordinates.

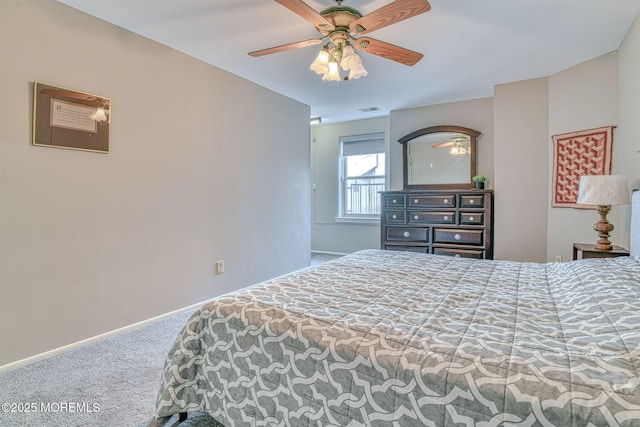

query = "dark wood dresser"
[{"left": 380, "top": 190, "right": 494, "bottom": 259}]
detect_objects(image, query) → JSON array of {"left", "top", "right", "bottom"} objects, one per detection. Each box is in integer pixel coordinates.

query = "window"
[{"left": 338, "top": 133, "right": 385, "bottom": 220}]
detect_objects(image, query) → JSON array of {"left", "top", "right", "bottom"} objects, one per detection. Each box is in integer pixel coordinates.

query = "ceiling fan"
[
  {"left": 39, "top": 87, "right": 111, "bottom": 122},
  {"left": 432, "top": 136, "right": 470, "bottom": 155},
  {"left": 432, "top": 136, "right": 469, "bottom": 149},
  {"left": 249, "top": 0, "right": 431, "bottom": 80}
]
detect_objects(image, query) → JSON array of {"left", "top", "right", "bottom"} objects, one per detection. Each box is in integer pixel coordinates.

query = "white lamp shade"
[
  {"left": 90, "top": 107, "right": 108, "bottom": 122},
  {"left": 310, "top": 48, "right": 329, "bottom": 75},
  {"left": 322, "top": 60, "right": 341, "bottom": 81},
  {"left": 340, "top": 45, "right": 360, "bottom": 70},
  {"left": 449, "top": 144, "right": 468, "bottom": 155},
  {"left": 348, "top": 62, "right": 368, "bottom": 80},
  {"left": 576, "top": 175, "right": 630, "bottom": 205}
]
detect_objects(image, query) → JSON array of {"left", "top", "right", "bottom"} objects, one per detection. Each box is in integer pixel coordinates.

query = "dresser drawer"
[
  {"left": 384, "top": 195, "right": 405, "bottom": 208},
  {"left": 460, "top": 212, "right": 484, "bottom": 225},
  {"left": 433, "top": 247, "right": 485, "bottom": 259},
  {"left": 386, "top": 227, "right": 429, "bottom": 242},
  {"left": 460, "top": 195, "right": 484, "bottom": 208},
  {"left": 384, "top": 211, "right": 405, "bottom": 223},
  {"left": 408, "top": 194, "right": 455, "bottom": 208},
  {"left": 384, "top": 244, "right": 429, "bottom": 253},
  {"left": 433, "top": 228, "right": 483, "bottom": 246},
  {"left": 408, "top": 211, "right": 456, "bottom": 224}
]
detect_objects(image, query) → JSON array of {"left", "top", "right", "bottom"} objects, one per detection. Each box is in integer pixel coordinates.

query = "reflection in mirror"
[
  {"left": 407, "top": 132, "right": 471, "bottom": 185},
  {"left": 399, "top": 125, "right": 480, "bottom": 189}
]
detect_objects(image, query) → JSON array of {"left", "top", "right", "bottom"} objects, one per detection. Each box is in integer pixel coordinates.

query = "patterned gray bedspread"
[{"left": 156, "top": 250, "right": 640, "bottom": 426}]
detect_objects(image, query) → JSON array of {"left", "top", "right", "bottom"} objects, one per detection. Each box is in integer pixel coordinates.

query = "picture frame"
[
  {"left": 551, "top": 126, "right": 613, "bottom": 208},
  {"left": 32, "top": 81, "right": 111, "bottom": 153}
]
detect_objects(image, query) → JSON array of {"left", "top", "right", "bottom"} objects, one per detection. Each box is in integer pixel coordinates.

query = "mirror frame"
[{"left": 398, "top": 125, "right": 481, "bottom": 190}]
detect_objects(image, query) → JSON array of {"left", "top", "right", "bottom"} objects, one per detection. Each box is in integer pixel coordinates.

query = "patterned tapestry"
[{"left": 552, "top": 126, "right": 613, "bottom": 208}]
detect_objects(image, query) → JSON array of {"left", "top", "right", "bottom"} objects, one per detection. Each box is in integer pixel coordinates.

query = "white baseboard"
[
  {"left": 311, "top": 250, "right": 348, "bottom": 256},
  {"left": 0, "top": 299, "right": 211, "bottom": 374},
  {"left": 0, "top": 257, "right": 343, "bottom": 374}
]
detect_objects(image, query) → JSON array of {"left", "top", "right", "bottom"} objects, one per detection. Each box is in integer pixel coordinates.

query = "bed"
[{"left": 155, "top": 195, "right": 640, "bottom": 426}]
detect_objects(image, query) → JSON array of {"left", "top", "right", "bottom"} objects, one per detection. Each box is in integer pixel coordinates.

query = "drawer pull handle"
[
  {"left": 470, "top": 199, "right": 475, "bottom": 204},
  {"left": 414, "top": 199, "right": 419, "bottom": 204},
  {"left": 403, "top": 231, "right": 410, "bottom": 238},
  {"left": 443, "top": 215, "right": 449, "bottom": 221},
  {"left": 392, "top": 199, "right": 398, "bottom": 204},
  {"left": 444, "top": 198, "right": 449, "bottom": 203},
  {"left": 392, "top": 214, "right": 397, "bottom": 219},
  {"left": 454, "top": 233, "right": 462, "bottom": 241},
  {"left": 469, "top": 216, "right": 475, "bottom": 221},
  {"left": 414, "top": 215, "right": 419, "bottom": 220}
]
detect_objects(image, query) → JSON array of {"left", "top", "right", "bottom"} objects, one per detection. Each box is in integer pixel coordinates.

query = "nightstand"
[{"left": 572, "top": 243, "right": 630, "bottom": 260}]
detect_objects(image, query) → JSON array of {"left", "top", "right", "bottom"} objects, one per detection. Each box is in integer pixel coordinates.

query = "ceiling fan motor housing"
[
  {"left": 319, "top": 6, "right": 362, "bottom": 33},
  {"left": 319, "top": 4, "right": 363, "bottom": 61}
]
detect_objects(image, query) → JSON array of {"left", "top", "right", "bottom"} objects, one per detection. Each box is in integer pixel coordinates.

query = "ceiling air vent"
[{"left": 358, "top": 106, "right": 381, "bottom": 112}]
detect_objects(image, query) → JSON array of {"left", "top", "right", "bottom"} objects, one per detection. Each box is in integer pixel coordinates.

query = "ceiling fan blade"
[
  {"left": 433, "top": 135, "right": 470, "bottom": 148},
  {"left": 274, "top": 0, "right": 334, "bottom": 31},
  {"left": 354, "top": 37, "right": 423, "bottom": 66},
  {"left": 249, "top": 38, "right": 323, "bottom": 57},
  {"left": 432, "top": 141, "right": 455, "bottom": 149},
  {"left": 350, "top": 0, "right": 431, "bottom": 35},
  {"left": 40, "top": 88, "right": 104, "bottom": 107},
  {"left": 40, "top": 88, "right": 98, "bottom": 101}
]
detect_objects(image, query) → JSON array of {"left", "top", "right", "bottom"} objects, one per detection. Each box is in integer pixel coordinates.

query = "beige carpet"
[
  {"left": 0, "top": 254, "right": 341, "bottom": 426},
  {"left": 0, "top": 310, "right": 196, "bottom": 427}
]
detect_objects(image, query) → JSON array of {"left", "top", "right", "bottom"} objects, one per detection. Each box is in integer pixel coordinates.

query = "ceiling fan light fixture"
[
  {"left": 310, "top": 45, "right": 330, "bottom": 75},
  {"left": 339, "top": 42, "right": 367, "bottom": 79},
  {"left": 348, "top": 61, "right": 367, "bottom": 80},
  {"left": 339, "top": 44, "right": 359, "bottom": 70},
  {"left": 322, "top": 59, "right": 341, "bottom": 81},
  {"left": 450, "top": 143, "right": 468, "bottom": 155},
  {"left": 90, "top": 106, "right": 109, "bottom": 122}
]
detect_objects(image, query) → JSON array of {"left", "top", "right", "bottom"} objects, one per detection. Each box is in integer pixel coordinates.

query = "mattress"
[{"left": 156, "top": 249, "right": 640, "bottom": 425}]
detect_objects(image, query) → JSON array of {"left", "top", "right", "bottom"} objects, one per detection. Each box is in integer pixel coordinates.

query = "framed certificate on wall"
[{"left": 33, "top": 82, "right": 110, "bottom": 153}]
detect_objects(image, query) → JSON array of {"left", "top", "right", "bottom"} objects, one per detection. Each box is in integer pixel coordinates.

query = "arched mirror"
[{"left": 399, "top": 125, "right": 480, "bottom": 190}]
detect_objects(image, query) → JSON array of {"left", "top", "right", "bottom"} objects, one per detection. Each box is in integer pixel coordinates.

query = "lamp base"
[
  {"left": 594, "top": 241, "right": 613, "bottom": 251},
  {"left": 593, "top": 205, "right": 614, "bottom": 251}
]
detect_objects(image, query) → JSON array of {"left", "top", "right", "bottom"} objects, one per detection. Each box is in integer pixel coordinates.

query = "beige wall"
[
  {"left": 310, "top": 100, "right": 494, "bottom": 254},
  {"left": 547, "top": 52, "right": 621, "bottom": 261},
  {"left": 493, "top": 38, "right": 639, "bottom": 263},
  {"left": 0, "top": 1, "right": 310, "bottom": 366},
  {"left": 494, "top": 78, "right": 549, "bottom": 262},
  {"left": 311, "top": 117, "right": 389, "bottom": 253},
  {"left": 618, "top": 13, "right": 640, "bottom": 242},
  {"left": 389, "top": 98, "right": 495, "bottom": 192}
]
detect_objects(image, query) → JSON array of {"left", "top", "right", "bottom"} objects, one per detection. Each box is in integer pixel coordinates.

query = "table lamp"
[{"left": 576, "top": 175, "right": 630, "bottom": 250}]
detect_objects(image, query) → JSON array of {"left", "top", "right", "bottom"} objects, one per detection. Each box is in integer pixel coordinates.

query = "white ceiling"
[{"left": 56, "top": 0, "right": 640, "bottom": 124}]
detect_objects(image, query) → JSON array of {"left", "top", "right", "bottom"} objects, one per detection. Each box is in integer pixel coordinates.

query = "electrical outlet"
[
  {"left": 215, "top": 260, "right": 225, "bottom": 274},
  {"left": 555, "top": 255, "right": 563, "bottom": 262}
]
